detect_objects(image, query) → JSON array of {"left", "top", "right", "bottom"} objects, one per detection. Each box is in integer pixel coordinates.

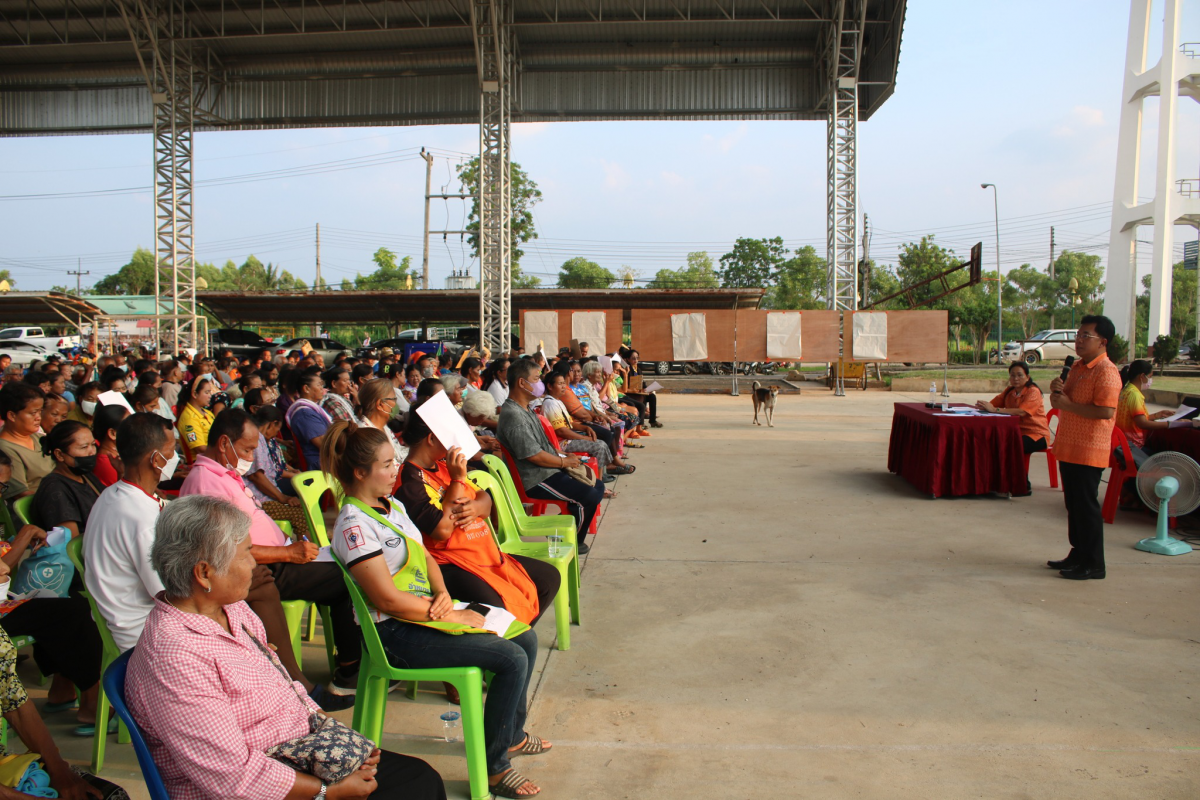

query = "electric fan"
[{"left": 1134, "top": 451, "right": 1200, "bottom": 556}]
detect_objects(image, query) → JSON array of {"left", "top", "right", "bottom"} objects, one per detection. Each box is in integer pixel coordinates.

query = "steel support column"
[
  {"left": 472, "top": 0, "right": 512, "bottom": 354},
  {"left": 824, "top": 0, "right": 864, "bottom": 313}
]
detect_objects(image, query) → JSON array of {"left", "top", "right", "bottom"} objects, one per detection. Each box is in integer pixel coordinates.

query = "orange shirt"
[
  {"left": 1052, "top": 354, "right": 1122, "bottom": 469},
  {"left": 990, "top": 384, "right": 1051, "bottom": 443}
]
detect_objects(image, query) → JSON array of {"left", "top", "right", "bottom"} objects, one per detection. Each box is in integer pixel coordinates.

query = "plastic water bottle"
[
  {"left": 547, "top": 534, "right": 567, "bottom": 559},
  {"left": 929, "top": 382, "right": 937, "bottom": 405},
  {"left": 440, "top": 706, "right": 461, "bottom": 742}
]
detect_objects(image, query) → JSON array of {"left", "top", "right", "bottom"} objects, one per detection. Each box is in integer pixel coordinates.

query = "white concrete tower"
[{"left": 1104, "top": 0, "right": 1200, "bottom": 346}]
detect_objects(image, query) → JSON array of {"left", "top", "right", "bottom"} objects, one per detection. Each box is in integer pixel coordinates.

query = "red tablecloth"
[{"left": 887, "top": 402, "right": 1027, "bottom": 498}]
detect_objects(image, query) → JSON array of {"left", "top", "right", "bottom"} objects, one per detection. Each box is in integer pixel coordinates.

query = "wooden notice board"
[
  {"left": 631, "top": 308, "right": 846, "bottom": 363},
  {"left": 847, "top": 310, "right": 948, "bottom": 363},
  {"left": 518, "top": 309, "right": 623, "bottom": 355}
]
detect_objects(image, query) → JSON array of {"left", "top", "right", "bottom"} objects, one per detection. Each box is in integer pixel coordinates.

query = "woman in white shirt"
[
  {"left": 356, "top": 378, "right": 407, "bottom": 464},
  {"left": 323, "top": 422, "right": 550, "bottom": 799},
  {"left": 483, "top": 357, "right": 510, "bottom": 406}
]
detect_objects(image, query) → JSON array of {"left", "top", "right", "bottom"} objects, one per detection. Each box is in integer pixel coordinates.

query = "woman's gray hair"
[
  {"left": 582, "top": 361, "right": 603, "bottom": 380},
  {"left": 151, "top": 495, "right": 251, "bottom": 598},
  {"left": 462, "top": 389, "right": 499, "bottom": 422},
  {"left": 440, "top": 374, "right": 466, "bottom": 393}
]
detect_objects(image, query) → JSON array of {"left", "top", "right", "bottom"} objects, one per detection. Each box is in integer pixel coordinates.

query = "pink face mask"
[{"left": 530, "top": 379, "right": 545, "bottom": 398}]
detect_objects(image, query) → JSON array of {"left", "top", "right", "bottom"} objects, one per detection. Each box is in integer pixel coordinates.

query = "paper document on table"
[
  {"left": 453, "top": 602, "right": 520, "bottom": 636},
  {"left": 1164, "top": 405, "right": 1196, "bottom": 422},
  {"left": 415, "top": 391, "right": 481, "bottom": 460},
  {"left": 314, "top": 546, "right": 334, "bottom": 563},
  {"left": 644, "top": 381, "right": 664, "bottom": 393}
]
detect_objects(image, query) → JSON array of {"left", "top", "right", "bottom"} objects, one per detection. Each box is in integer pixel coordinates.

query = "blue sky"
[{"left": 1, "top": 0, "right": 1197, "bottom": 291}]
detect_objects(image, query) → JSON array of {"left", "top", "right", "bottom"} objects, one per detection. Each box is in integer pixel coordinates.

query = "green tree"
[
  {"left": 349, "top": 248, "right": 415, "bottom": 290},
  {"left": 92, "top": 248, "right": 156, "bottom": 295},
  {"left": 719, "top": 237, "right": 787, "bottom": 288},
  {"left": 1004, "top": 264, "right": 1050, "bottom": 338},
  {"left": 647, "top": 251, "right": 720, "bottom": 289},
  {"left": 893, "top": 236, "right": 963, "bottom": 308},
  {"left": 951, "top": 276, "right": 1001, "bottom": 364},
  {"left": 513, "top": 264, "right": 542, "bottom": 289},
  {"left": 455, "top": 158, "right": 543, "bottom": 266},
  {"left": 1041, "top": 251, "right": 1105, "bottom": 323},
  {"left": 0, "top": 270, "right": 13, "bottom": 288},
  {"left": 770, "top": 246, "right": 827, "bottom": 309},
  {"left": 861, "top": 261, "right": 903, "bottom": 309},
  {"left": 557, "top": 257, "right": 615, "bottom": 289}
]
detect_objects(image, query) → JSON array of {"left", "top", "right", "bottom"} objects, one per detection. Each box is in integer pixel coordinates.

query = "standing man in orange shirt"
[{"left": 1048, "top": 315, "right": 1122, "bottom": 580}]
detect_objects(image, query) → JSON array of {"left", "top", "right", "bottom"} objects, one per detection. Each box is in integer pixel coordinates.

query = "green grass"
[{"left": 894, "top": 368, "right": 1059, "bottom": 382}]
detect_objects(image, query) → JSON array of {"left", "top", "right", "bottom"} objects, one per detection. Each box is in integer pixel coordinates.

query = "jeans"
[
  {"left": 376, "top": 620, "right": 538, "bottom": 775},
  {"left": 528, "top": 470, "right": 605, "bottom": 536},
  {"left": 1059, "top": 461, "right": 1105, "bottom": 569}
]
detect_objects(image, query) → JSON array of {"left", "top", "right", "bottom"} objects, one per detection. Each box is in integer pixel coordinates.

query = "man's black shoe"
[
  {"left": 577, "top": 540, "right": 590, "bottom": 555},
  {"left": 1046, "top": 558, "right": 1076, "bottom": 569},
  {"left": 1059, "top": 565, "right": 1105, "bottom": 580}
]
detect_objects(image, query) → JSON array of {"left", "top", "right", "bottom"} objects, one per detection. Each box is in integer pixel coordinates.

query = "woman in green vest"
[{"left": 322, "top": 421, "right": 551, "bottom": 799}]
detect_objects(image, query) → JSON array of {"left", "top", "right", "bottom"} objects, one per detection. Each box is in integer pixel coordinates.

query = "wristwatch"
[{"left": 313, "top": 784, "right": 327, "bottom": 800}]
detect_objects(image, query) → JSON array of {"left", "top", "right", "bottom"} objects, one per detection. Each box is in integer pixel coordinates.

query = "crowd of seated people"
[{"left": 0, "top": 337, "right": 663, "bottom": 798}]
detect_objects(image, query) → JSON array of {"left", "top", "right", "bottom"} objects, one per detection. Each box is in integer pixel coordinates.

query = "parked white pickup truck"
[{"left": 0, "top": 327, "right": 81, "bottom": 352}]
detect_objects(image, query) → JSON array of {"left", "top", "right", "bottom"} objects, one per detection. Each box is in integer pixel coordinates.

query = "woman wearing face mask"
[
  {"left": 91, "top": 404, "right": 130, "bottom": 488},
  {"left": 66, "top": 381, "right": 101, "bottom": 427},
  {"left": 1115, "top": 360, "right": 1195, "bottom": 466},
  {"left": 32, "top": 420, "right": 104, "bottom": 538}
]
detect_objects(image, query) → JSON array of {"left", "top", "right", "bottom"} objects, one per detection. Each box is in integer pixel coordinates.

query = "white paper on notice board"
[
  {"left": 571, "top": 312, "right": 607, "bottom": 352},
  {"left": 852, "top": 312, "right": 888, "bottom": 360},
  {"left": 670, "top": 313, "right": 708, "bottom": 360},
  {"left": 766, "top": 312, "right": 803, "bottom": 359},
  {"left": 415, "top": 391, "right": 481, "bottom": 461},
  {"left": 523, "top": 311, "right": 558, "bottom": 355}
]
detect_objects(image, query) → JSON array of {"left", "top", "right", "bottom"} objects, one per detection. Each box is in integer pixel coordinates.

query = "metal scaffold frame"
[
  {"left": 472, "top": 0, "right": 512, "bottom": 354},
  {"left": 824, "top": 0, "right": 864, "bottom": 314}
]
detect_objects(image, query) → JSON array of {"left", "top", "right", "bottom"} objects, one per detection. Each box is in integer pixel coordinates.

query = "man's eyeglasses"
[{"left": 1075, "top": 332, "right": 1100, "bottom": 341}]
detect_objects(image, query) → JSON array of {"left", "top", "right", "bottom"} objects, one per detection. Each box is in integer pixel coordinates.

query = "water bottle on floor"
[{"left": 440, "top": 706, "right": 461, "bottom": 742}]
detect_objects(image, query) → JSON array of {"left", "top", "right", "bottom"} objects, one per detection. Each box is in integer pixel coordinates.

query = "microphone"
[{"left": 1055, "top": 355, "right": 1074, "bottom": 393}]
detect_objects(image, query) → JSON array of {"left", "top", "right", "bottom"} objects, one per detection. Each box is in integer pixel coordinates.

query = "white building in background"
[{"left": 1105, "top": 0, "right": 1200, "bottom": 346}]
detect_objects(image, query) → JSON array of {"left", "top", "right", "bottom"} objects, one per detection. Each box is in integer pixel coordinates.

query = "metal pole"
[
  {"left": 1049, "top": 226, "right": 1056, "bottom": 328},
  {"left": 68, "top": 259, "right": 89, "bottom": 296},
  {"left": 421, "top": 148, "right": 434, "bottom": 291},
  {"left": 982, "top": 183, "right": 1001, "bottom": 362},
  {"left": 315, "top": 223, "right": 321, "bottom": 291}
]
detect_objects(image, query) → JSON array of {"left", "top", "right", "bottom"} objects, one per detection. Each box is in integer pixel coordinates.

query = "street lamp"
[
  {"left": 1068, "top": 276, "right": 1080, "bottom": 328},
  {"left": 981, "top": 183, "right": 1001, "bottom": 363}
]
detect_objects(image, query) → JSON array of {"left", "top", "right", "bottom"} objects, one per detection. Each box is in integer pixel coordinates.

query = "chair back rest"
[
  {"left": 330, "top": 552, "right": 392, "bottom": 669},
  {"left": 292, "top": 434, "right": 309, "bottom": 471},
  {"left": 536, "top": 414, "right": 563, "bottom": 451},
  {"left": 1046, "top": 407, "right": 1060, "bottom": 440},
  {"left": 101, "top": 650, "right": 170, "bottom": 800},
  {"left": 291, "top": 470, "right": 334, "bottom": 547},
  {"left": 481, "top": 454, "right": 529, "bottom": 521},
  {"left": 12, "top": 496, "right": 33, "bottom": 528},
  {"left": 1111, "top": 426, "right": 1135, "bottom": 471},
  {"left": 66, "top": 536, "right": 124, "bottom": 662},
  {"left": 465, "top": 470, "right": 512, "bottom": 549}
]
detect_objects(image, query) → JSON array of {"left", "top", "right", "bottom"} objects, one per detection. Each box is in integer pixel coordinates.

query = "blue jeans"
[{"left": 376, "top": 620, "right": 537, "bottom": 775}]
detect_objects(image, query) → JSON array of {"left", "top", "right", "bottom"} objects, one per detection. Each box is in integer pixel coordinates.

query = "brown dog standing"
[{"left": 751, "top": 380, "right": 780, "bottom": 427}]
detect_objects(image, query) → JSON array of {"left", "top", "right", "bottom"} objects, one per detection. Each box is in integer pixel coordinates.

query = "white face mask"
[
  {"left": 156, "top": 450, "right": 180, "bottom": 481},
  {"left": 1144, "top": 377, "right": 1153, "bottom": 389},
  {"left": 81, "top": 400, "right": 97, "bottom": 416},
  {"left": 221, "top": 438, "right": 254, "bottom": 476}
]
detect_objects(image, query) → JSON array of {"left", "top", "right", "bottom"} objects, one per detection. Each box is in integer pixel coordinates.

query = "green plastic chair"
[
  {"left": 479, "top": 454, "right": 578, "bottom": 541},
  {"left": 291, "top": 470, "right": 339, "bottom": 547},
  {"left": 11, "top": 496, "right": 33, "bottom": 528},
  {"left": 332, "top": 553, "right": 491, "bottom": 800},
  {"left": 273, "top": 519, "right": 336, "bottom": 674},
  {"left": 469, "top": 471, "right": 581, "bottom": 650},
  {"left": 65, "top": 536, "right": 132, "bottom": 773}
]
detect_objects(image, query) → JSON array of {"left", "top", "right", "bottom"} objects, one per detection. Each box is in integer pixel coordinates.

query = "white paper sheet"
[
  {"left": 453, "top": 602, "right": 519, "bottom": 637},
  {"left": 598, "top": 355, "right": 613, "bottom": 374},
  {"left": 415, "top": 391, "right": 481, "bottom": 460},
  {"left": 766, "top": 312, "right": 803, "bottom": 359},
  {"left": 97, "top": 390, "right": 134, "bottom": 414},
  {"left": 523, "top": 311, "right": 558, "bottom": 355},
  {"left": 671, "top": 313, "right": 708, "bottom": 360},
  {"left": 644, "top": 381, "right": 664, "bottom": 393},
  {"left": 571, "top": 312, "right": 607, "bottom": 352},
  {"left": 852, "top": 312, "right": 888, "bottom": 360},
  {"left": 314, "top": 546, "right": 334, "bottom": 563},
  {"left": 1164, "top": 405, "right": 1196, "bottom": 422}
]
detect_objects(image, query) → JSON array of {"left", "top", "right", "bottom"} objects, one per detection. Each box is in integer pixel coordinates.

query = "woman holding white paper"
[{"left": 322, "top": 422, "right": 552, "bottom": 799}]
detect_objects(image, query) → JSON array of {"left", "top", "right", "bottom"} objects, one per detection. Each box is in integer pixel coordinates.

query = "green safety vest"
[{"left": 344, "top": 497, "right": 529, "bottom": 640}]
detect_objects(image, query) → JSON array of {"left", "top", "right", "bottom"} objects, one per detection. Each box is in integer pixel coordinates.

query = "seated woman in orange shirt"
[
  {"left": 1113, "top": 360, "right": 1197, "bottom": 465},
  {"left": 975, "top": 362, "right": 1051, "bottom": 454}
]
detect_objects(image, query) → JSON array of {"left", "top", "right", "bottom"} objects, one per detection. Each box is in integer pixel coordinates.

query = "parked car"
[
  {"left": 209, "top": 328, "right": 274, "bottom": 359},
  {"left": 0, "top": 326, "right": 80, "bottom": 353},
  {"left": 1179, "top": 340, "right": 1198, "bottom": 362},
  {"left": 1001, "top": 329, "right": 1079, "bottom": 364},
  {"left": 355, "top": 328, "right": 454, "bottom": 359},
  {"left": 0, "top": 340, "right": 55, "bottom": 367},
  {"left": 274, "top": 337, "right": 351, "bottom": 358}
]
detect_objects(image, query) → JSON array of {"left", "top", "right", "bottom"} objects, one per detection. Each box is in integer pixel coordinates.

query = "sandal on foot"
[
  {"left": 509, "top": 734, "right": 553, "bottom": 756},
  {"left": 73, "top": 718, "right": 118, "bottom": 737},
  {"left": 608, "top": 464, "right": 636, "bottom": 475},
  {"left": 603, "top": 489, "right": 617, "bottom": 499},
  {"left": 491, "top": 769, "right": 540, "bottom": 798},
  {"left": 624, "top": 442, "right": 645, "bottom": 449},
  {"left": 43, "top": 699, "right": 79, "bottom": 714},
  {"left": 650, "top": 420, "right": 663, "bottom": 428}
]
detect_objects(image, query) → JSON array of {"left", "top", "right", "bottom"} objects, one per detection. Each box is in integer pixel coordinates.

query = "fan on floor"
[{"left": 1134, "top": 451, "right": 1200, "bottom": 556}]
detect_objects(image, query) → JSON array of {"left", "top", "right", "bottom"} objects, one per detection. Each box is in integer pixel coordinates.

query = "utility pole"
[
  {"left": 421, "top": 148, "right": 434, "bottom": 291},
  {"left": 860, "top": 213, "right": 871, "bottom": 305},
  {"left": 68, "top": 258, "right": 89, "bottom": 296},
  {"left": 314, "top": 223, "right": 322, "bottom": 292},
  {"left": 1049, "top": 226, "right": 1056, "bottom": 328}
]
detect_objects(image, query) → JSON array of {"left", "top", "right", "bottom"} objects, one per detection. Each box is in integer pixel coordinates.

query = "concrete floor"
[{"left": 29, "top": 389, "right": 1200, "bottom": 798}]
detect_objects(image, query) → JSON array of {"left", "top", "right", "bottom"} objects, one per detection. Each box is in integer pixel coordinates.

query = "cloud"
[
  {"left": 701, "top": 123, "right": 749, "bottom": 154},
  {"left": 600, "top": 159, "right": 630, "bottom": 190},
  {"left": 660, "top": 170, "right": 686, "bottom": 187}
]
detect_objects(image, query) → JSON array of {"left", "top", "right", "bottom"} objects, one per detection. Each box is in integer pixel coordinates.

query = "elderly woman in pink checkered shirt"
[{"left": 126, "top": 495, "right": 446, "bottom": 800}]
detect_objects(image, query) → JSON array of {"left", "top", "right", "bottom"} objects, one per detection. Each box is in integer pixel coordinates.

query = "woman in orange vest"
[{"left": 396, "top": 405, "right": 560, "bottom": 629}]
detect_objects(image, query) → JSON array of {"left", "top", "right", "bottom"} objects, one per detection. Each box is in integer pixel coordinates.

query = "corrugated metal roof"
[{"left": 199, "top": 287, "right": 764, "bottom": 325}]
